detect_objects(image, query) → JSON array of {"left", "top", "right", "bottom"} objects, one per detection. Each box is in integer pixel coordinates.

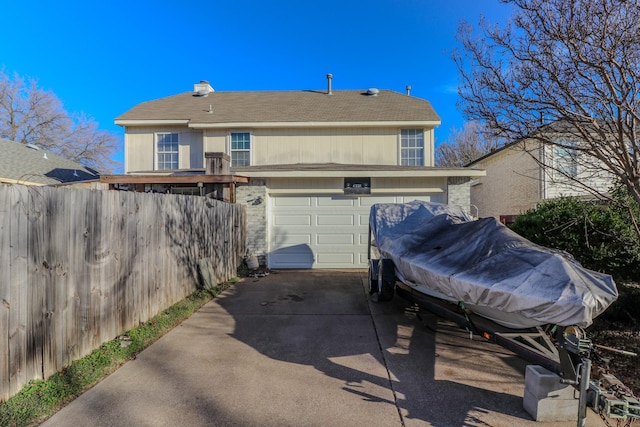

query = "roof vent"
[
  {"left": 367, "top": 88, "right": 379, "bottom": 96},
  {"left": 326, "top": 73, "right": 333, "bottom": 95},
  {"left": 194, "top": 80, "right": 214, "bottom": 96}
]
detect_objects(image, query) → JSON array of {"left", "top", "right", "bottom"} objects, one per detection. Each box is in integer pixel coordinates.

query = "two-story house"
[
  {"left": 115, "top": 77, "right": 485, "bottom": 269},
  {"left": 467, "top": 126, "right": 615, "bottom": 223}
]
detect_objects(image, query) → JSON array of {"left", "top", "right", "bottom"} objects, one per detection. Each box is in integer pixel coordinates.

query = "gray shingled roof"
[
  {"left": 0, "top": 138, "right": 100, "bottom": 185},
  {"left": 116, "top": 89, "right": 441, "bottom": 125}
]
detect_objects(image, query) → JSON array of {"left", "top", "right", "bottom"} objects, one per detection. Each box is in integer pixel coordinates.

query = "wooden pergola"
[{"left": 100, "top": 174, "right": 249, "bottom": 203}]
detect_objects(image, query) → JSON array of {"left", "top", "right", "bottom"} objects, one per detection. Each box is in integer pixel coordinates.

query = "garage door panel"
[
  {"left": 359, "top": 253, "right": 370, "bottom": 264},
  {"left": 316, "top": 233, "right": 354, "bottom": 245},
  {"left": 273, "top": 215, "right": 311, "bottom": 226},
  {"left": 273, "top": 197, "right": 313, "bottom": 207},
  {"left": 316, "top": 252, "right": 355, "bottom": 265},
  {"left": 270, "top": 249, "right": 314, "bottom": 268},
  {"left": 316, "top": 214, "right": 354, "bottom": 226},
  {"left": 358, "top": 214, "right": 371, "bottom": 226},
  {"left": 272, "top": 232, "right": 312, "bottom": 247},
  {"left": 317, "top": 196, "right": 355, "bottom": 207},
  {"left": 359, "top": 196, "right": 399, "bottom": 207},
  {"left": 358, "top": 233, "right": 371, "bottom": 245}
]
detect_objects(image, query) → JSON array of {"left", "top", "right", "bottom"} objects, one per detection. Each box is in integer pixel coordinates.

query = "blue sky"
[{"left": 1, "top": 0, "right": 511, "bottom": 172}]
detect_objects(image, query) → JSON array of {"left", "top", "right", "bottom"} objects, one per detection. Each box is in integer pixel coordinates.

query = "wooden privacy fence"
[{"left": 0, "top": 184, "right": 246, "bottom": 401}]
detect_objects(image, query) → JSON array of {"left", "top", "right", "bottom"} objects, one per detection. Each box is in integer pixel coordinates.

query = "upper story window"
[
  {"left": 157, "top": 133, "right": 179, "bottom": 170},
  {"left": 231, "top": 132, "right": 251, "bottom": 167},
  {"left": 555, "top": 141, "right": 577, "bottom": 177},
  {"left": 400, "top": 129, "right": 424, "bottom": 166}
]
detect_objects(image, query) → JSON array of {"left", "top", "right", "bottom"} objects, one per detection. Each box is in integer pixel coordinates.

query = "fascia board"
[
  {"left": 236, "top": 169, "right": 485, "bottom": 178},
  {"left": 115, "top": 119, "right": 191, "bottom": 126},
  {"left": 188, "top": 120, "right": 441, "bottom": 129}
]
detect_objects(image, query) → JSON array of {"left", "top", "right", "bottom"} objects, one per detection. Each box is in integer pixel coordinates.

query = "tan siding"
[
  {"left": 268, "top": 177, "right": 344, "bottom": 193},
  {"left": 125, "top": 127, "right": 203, "bottom": 173},
  {"left": 203, "top": 130, "right": 228, "bottom": 154},
  {"left": 125, "top": 125, "right": 438, "bottom": 171},
  {"left": 372, "top": 176, "right": 445, "bottom": 193},
  {"left": 124, "top": 127, "right": 155, "bottom": 173},
  {"left": 253, "top": 128, "right": 400, "bottom": 165},
  {"left": 471, "top": 142, "right": 541, "bottom": 219},
  {"left": 266, "top": 176, "right": 446, "bottom": 197},
  {"left": 425, "top": 128, "right": 435, "bottom": 167}
]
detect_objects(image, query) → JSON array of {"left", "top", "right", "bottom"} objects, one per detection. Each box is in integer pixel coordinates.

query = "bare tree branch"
[
  {"left": 435, "top": 121, "right": 499, "bottom": 167},
  {"left": 0, "top": 68, "right": 119, "bottom": 173},
  {"left": 454, "top": 0, "right": 640, "bottom": 234}
]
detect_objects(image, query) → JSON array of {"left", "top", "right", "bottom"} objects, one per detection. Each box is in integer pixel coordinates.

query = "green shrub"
[{"left": 509, "top": 190, "right": 640, "bottom": 281}]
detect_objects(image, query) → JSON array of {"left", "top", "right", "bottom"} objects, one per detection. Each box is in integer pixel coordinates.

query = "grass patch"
[{"left": 0, "top": 279, "right": 238, "bottom": 427}]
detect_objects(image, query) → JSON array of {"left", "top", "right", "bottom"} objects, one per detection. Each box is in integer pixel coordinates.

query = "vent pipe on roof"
[
  {"left": 406, "top": 85, "right": 412, "bottom": 96},
  {"left": 326, "top": 73, "right": 333, "bottom": 95}
]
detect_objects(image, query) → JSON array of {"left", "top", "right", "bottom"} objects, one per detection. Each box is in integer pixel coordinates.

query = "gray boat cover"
[{"left": 370, "top": 201, "right": 618, "bottom": 328}]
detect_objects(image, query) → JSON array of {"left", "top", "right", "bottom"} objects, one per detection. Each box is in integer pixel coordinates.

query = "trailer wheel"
[
  {"left": 368, "top": 259, "right": 379, "bottom": 295},
  {"left": 376, "top": 259, "right": 395, "bottom": 302}
]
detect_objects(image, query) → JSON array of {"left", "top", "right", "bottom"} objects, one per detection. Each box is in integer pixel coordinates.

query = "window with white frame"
[
  {"left": 231, "top": 132, "right": 251, "bottom": 167},
  {"left": 400, "top": 129, "right": 424, "bottom": 166},
  {"left": 156, "top": 133, "right": 179, "bottom": 170},
  {"left": 555, "top": 141, "right": 578, "bottom": 177}
]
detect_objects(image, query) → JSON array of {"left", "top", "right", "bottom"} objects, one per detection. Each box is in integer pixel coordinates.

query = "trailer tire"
[
  {"left": 377, "top": 259, "right": 395, "bottom": 302},
  {"left": 368, "top": 259, "right": 379, "bottom": 295}
]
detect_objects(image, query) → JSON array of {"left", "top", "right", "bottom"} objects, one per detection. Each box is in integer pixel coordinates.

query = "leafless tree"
[
  {"left": 0, "top": 69, "right": 118, "bottom": 172},
  {"left": 454, "top": 0, "right": 640, "bottom": 234},
  {"left": 435, "top": 121, "right": 499, "bottom": 167}
]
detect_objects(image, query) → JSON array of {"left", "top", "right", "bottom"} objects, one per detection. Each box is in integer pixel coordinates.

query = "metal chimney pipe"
[
  {"left": 327, "top": 73, "right": 333, "bottom": 95},
  {"left": 406, "top": 85, "right": 412, "bottom": 96}
]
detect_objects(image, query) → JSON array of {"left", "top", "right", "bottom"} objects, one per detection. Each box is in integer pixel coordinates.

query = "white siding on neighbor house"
[
  {"left": 544, "top": 145, "right": 616, "bottom": 200},
  {"left": 124, "top": 127, "right": 204, "bottom": 173},
  {"left": 470, "top": 140, "right": 617, "bottom": 220}
]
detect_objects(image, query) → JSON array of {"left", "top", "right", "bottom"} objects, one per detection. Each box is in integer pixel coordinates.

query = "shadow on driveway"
[{"left": 215, "top": 270, "right": 602, "bottom": 426}]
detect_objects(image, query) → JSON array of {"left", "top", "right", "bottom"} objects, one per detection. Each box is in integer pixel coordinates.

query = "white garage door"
[{"left": 268, "top": 195, "right": 433, "bottom": 269}]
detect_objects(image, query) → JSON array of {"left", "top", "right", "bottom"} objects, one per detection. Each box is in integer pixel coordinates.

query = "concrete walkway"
[{"left": 41, "top": 270, "right": 604, "bottom": 426}]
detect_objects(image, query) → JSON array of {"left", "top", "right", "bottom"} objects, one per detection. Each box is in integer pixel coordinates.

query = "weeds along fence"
[{"left": 0, "top": 184, "right": 246, "bottom": 401}]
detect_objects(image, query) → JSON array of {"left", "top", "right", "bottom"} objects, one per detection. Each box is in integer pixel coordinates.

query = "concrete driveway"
[{"left": 41, "top": 270, "right": 604, "bottom": 426}]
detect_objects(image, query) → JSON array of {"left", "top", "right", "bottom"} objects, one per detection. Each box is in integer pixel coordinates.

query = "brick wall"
[
  {"left": 236, "top": 179, "right": 268, "bottom": 266},
  {"left": 447, "top": 177, "right": 472, "bottom": 215}
]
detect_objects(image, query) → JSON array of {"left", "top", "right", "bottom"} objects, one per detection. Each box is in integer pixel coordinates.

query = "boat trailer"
[{"left": 368, "top": 256, "right": 639, "bottom": 426}]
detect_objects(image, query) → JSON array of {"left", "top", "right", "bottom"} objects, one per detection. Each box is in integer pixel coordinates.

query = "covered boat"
[{"left": 369, "top": 201, "right": 618, "bottom": 329}]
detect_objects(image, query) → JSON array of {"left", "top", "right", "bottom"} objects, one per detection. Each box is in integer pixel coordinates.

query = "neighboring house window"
[
  {"left": 556, "top": 141, "right": 577, "bottom": 177},
  {"left": 231, "top": 132, "right": 251, "bottom": 167},
  {"left": 400, "top": 129, "right": 424, "bottom": 166},
  {"left": 157, "top": 133, "right": 179, "bottom": 170}
]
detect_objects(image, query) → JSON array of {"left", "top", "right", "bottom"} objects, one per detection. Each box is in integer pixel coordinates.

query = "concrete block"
[{"left": 523, "top": 365, "right": 579, "bottom": 422}]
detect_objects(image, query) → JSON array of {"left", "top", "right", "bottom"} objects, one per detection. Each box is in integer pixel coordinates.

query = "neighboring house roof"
[
  {"left": 0, "top": 138, "right": 100, "bottom": 185},
  {"left": 466, "top": 120, "right": 583, "bottom": 167},
  {"left": 466, "top": 140, "right": 519, "bottom": 167},
  {"left": 115, "top": 89, "right": 441, "bottom": 127}
]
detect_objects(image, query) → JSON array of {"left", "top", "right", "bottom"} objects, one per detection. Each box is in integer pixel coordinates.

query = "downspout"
[{"left": 539, "top": 140, "right": 547, "bottom": 201}]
